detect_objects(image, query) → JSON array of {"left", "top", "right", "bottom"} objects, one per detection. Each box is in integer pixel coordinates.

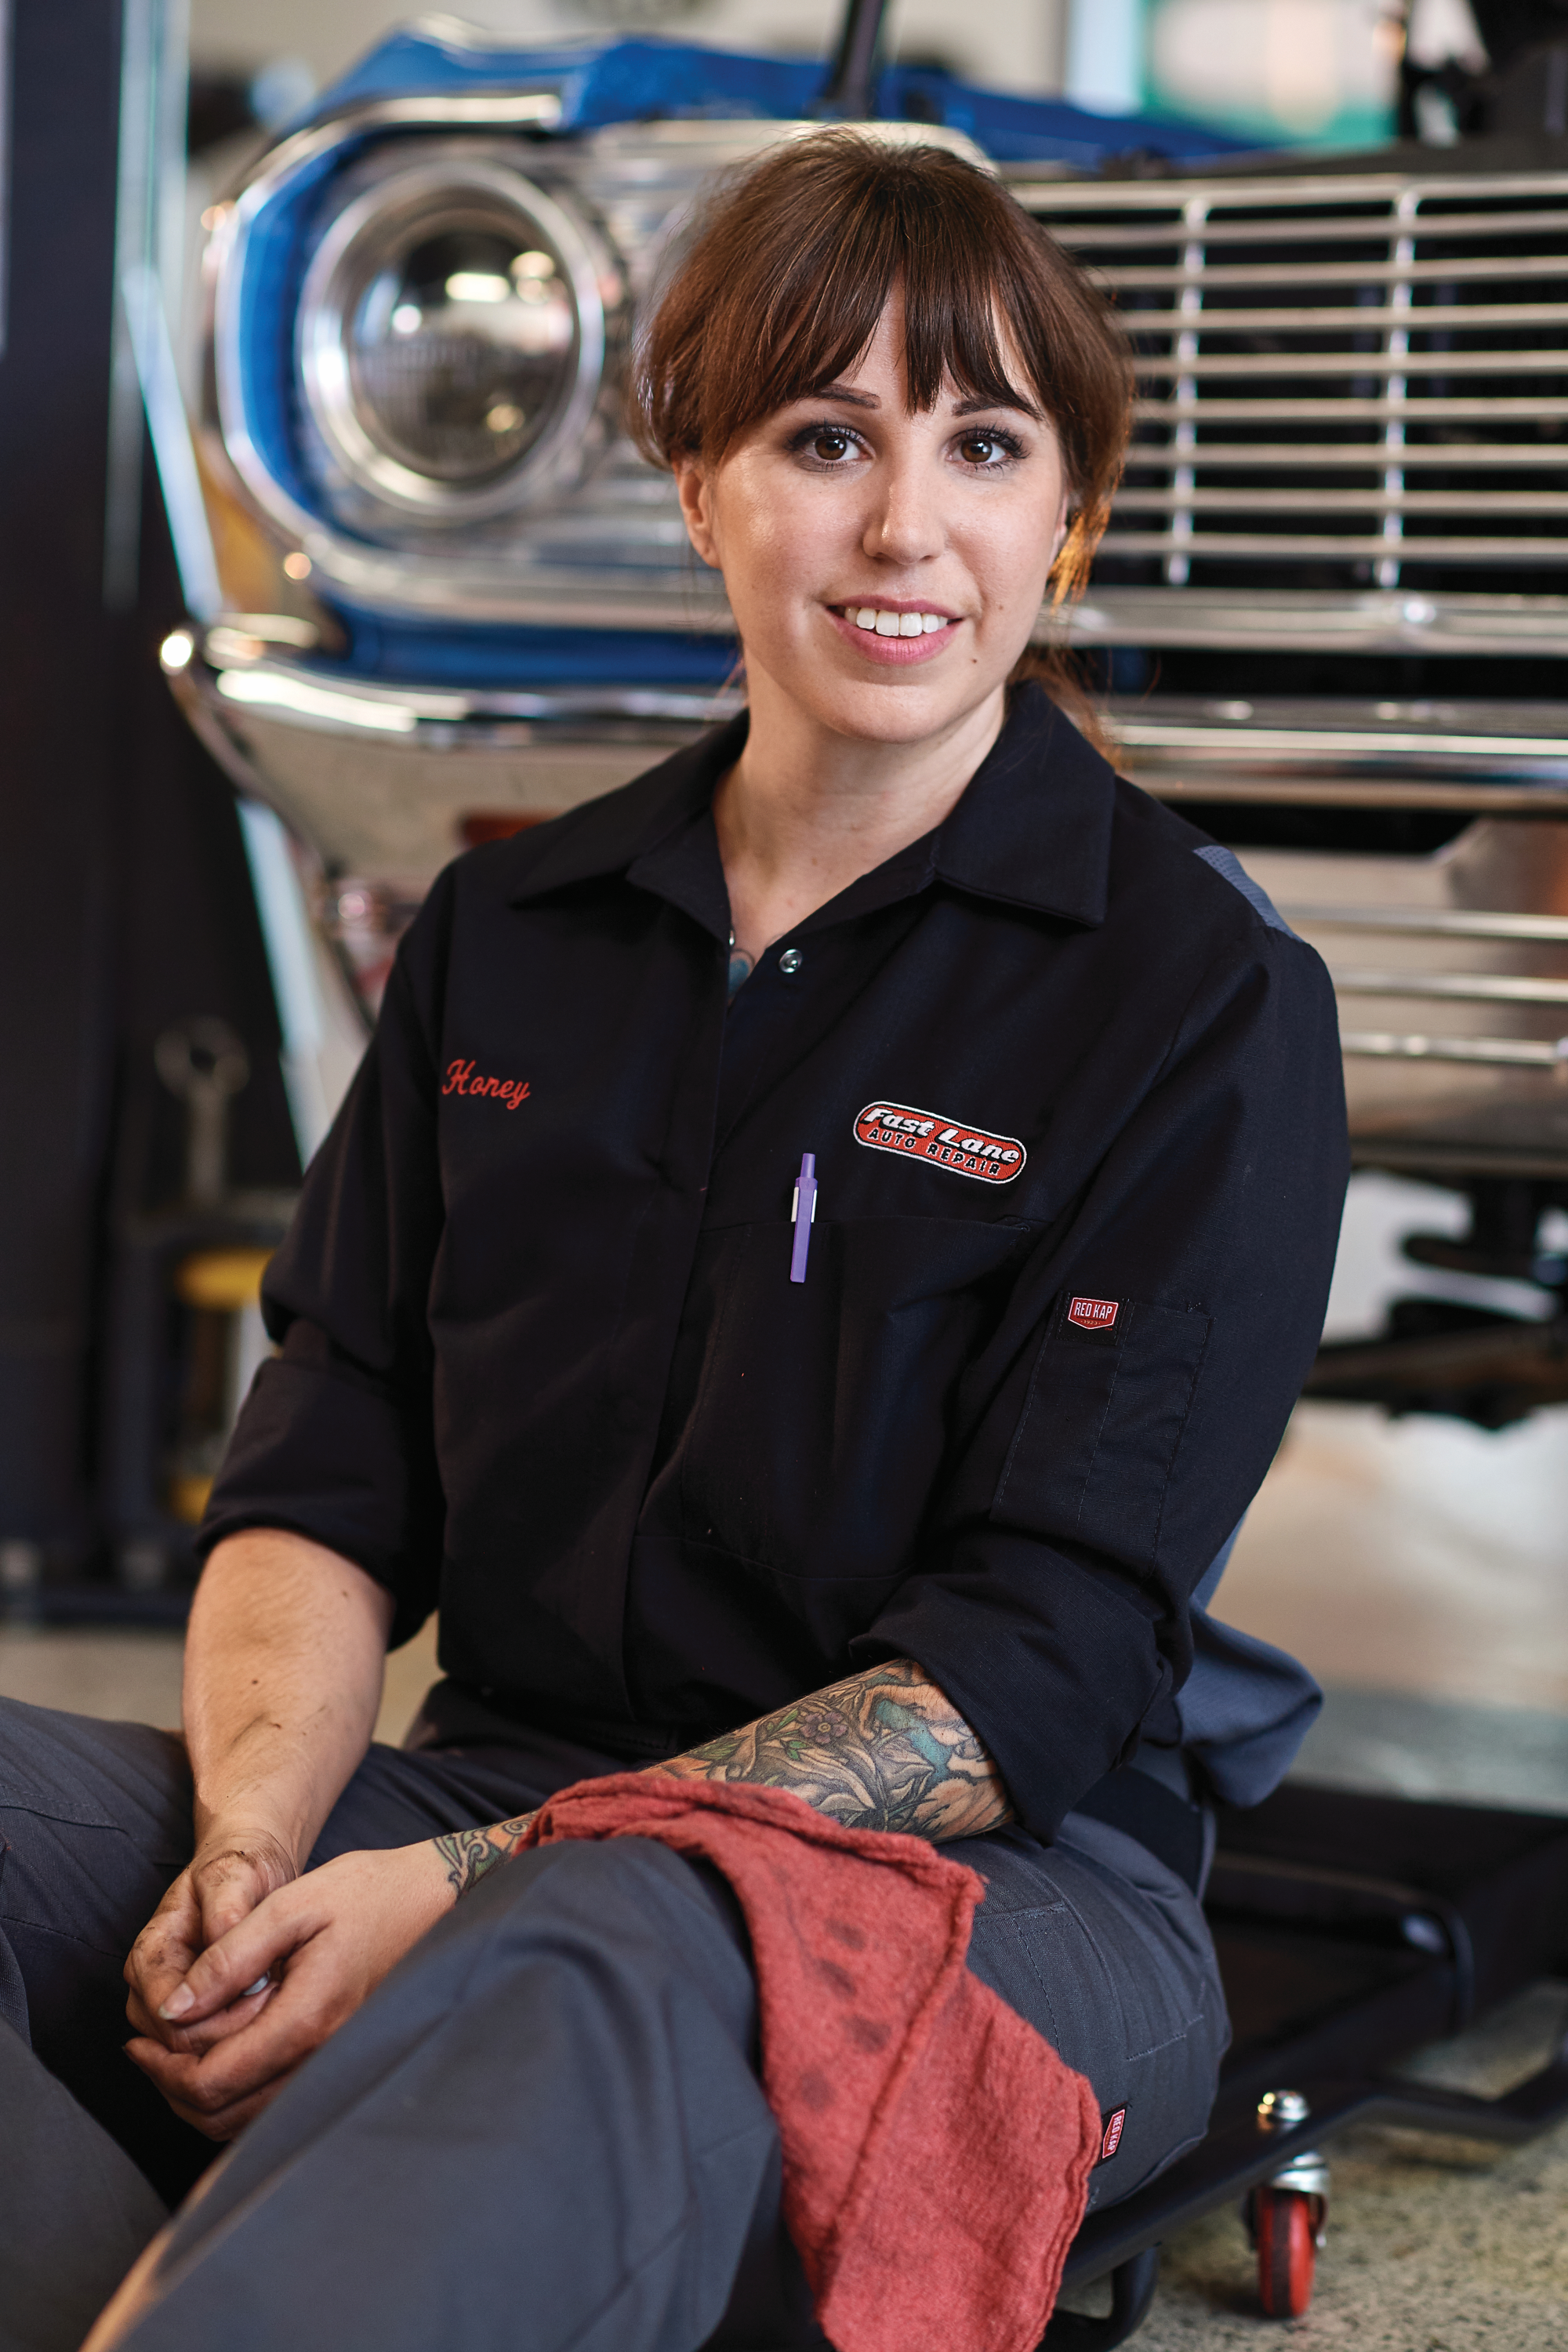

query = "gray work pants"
[{"left": 0, "top": 1697, "right": 1226, "bottom": 2352}]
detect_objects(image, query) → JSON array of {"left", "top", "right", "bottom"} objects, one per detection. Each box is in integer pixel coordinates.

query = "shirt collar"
[
  {"left": 931, "top": 684, "right": 1112, "bottom": 927},
  {"left": 504, "top": 683, "right": 1115, "bottom": 934},
  {"left": 505, "top": 712, "right": 743, "bottom": 942}
]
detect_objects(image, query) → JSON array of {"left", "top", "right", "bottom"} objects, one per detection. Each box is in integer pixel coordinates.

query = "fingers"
[
  {"left": 128, "top": 1846, "right": 452, "bottom": 2138},
  {"left": 125, "top": 2034, "right": 303, "bottom": 2140},
  {"left": 126, "top": 1926, "right": 201, "bottom": 2026},
  {"left": 156, "top": 1884, "right": 315, "bottom": 2027},
  {"left": 125, "top": 1832, "right": 300, "bottom": 2054},
  {"left": 123, "top": 1875, "right": 207, "bottom": 2049},
  {"left": 127, "top": 1944, "right": 339, "bottom": 2129},
  {"left": 128, "top": 1973, "right": 274, "bottom": 2055},
  {"left": 189, "top": 1831, "right": 296, "bottom": 1948}
]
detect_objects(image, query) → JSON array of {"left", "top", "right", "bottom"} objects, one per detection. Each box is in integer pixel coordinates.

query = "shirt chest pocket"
[
  {"left": 991, "top": 1296, "right": 1212, "bottom": 1569},
  {"left": 675, "top": 1213, "right": 1034, "bottom": 1578}
]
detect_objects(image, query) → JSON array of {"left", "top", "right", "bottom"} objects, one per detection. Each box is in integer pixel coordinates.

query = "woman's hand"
[
  {"left": 124, "top": 1822, "right": 299, "bottom": 2056},
  {"left": 125, "top": 1842, "right": 456, "bottom": 2140}
]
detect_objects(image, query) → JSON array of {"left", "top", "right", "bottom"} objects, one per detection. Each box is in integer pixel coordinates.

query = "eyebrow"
[
  {"left": 953, "top": 390, "right": 1044, "bottom": 421},
  {"left": 804, "top": 383, "right": 880, "bottom": 408},
  {"left": 802, "top": 381, "right": 1044, "bottom": 422}
]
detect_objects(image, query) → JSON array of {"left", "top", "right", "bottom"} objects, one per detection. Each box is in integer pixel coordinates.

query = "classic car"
[{"left": 168, "top": 5, "right": 1568, "bottom": 1427}]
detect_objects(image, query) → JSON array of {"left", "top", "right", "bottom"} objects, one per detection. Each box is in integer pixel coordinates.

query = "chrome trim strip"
[
  {"left": 226, "top": 89, "right": 565, "bottom": 207},
  {"left": 1010, "top": 170, "right": 1568, "bottom": 206},
  {"left": 189, "top": 648, "right": 1568, "bottom": 811},
  {"left": 1020, "top": 168, "right": 1568, "bottom": 200},
  {"left": 1105, "top": 699, "right": 1568, "bottom": 803},
  {"left": 1103, "top": 532, "right": 1568, "bottom": 563},
  {"left": 174, "top": 575, "right": 1568, "bottom": 655},
  {"left": 1346, "top": 1139, "right": 1568, "bottom": 1176},
  {"left": 278, "top": 548, "right": 737, "bottom": 630},
  {"left": 1115, "top": 488, "right": 1568, "bottom": 513},
  {"left": 1282, "top": 909, "right": 1568, "bottom": 941},
  {"left": 193, "top": 643, "right": 740, "bottom": 735},
  {"left": 1058, "top": 589, "right": 1568, "bottom": 653},
  {"left": 1122, "top": 442, "right": 1568, "bottom": 469},
  {"left": 1135, "top": 397, "right": 1568, "bottom": 420},
  {"left": 1116, "top": 719, "right": 1568, "bottom": 764},
  {"left": 1089, "top": 252, "right": 1568, "bottom": 289},
  {"left": 1332, "top": 971, "right": 1568, "bottom": 1004},
  {"left": 1144, "top": 779, "right": 1568, "bottom": 808},
  {"left": 1341, "top": 1029, "right": 1568, "bottom": 1068},
  {"left": 1054, "top": 203, "right": 1568, "bottom": 245},
  {"left": 1134, "top": 350, "right": 1568, "bottom": 380},
  {"left": 1117, "top": 302, "right": 1568, "bottom": 332}
]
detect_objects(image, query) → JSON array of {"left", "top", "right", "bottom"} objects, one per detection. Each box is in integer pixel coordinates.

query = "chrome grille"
[{"left": 1015, "top": 169, "right": 1568, "bottom": 617}]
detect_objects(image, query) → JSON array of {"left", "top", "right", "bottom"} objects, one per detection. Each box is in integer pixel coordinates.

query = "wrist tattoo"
[
  {"left": 654, "top": 1658, "right": 1011, "bottom": 1843},
  {"left": 434, "top": 1812, "right": 538, "bottom": 1899}
]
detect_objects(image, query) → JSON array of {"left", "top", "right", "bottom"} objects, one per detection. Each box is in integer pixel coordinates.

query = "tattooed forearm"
[
  {"left": 650, "top": 1660, "right": 1013, "bottom": 1842},
  {"left": 434, "top": 1812, "right": 538, "bottom": 1898},
  {"left": 429, "top": 1664, "right": 1007, "bottom": 1886}
]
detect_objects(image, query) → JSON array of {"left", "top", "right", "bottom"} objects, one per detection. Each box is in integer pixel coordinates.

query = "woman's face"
[{"left": 674, "top": 293, "right": 1069, "bottom": 749}]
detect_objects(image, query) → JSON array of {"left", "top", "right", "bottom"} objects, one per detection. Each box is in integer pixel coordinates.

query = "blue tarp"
[{"left": 312, "top": 25, "right": 1257, "bottom": 170}]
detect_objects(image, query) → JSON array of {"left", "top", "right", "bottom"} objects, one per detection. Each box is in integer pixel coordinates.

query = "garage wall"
[{"left": 187, "top": 0, "right": 1071, "bottom": 103}]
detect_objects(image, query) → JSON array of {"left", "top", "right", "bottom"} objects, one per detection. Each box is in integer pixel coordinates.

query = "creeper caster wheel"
[
  {"left": 1247, "top": 2089, "right": 1330, "bottom": 2319},
  {"left": 1254, "top": 2184, "right": 1319, "bottom": 2317}
]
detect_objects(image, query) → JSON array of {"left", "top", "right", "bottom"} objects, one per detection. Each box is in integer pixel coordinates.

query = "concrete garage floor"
[
  {"left": 1119, "top": 1981, "right": 1568, "bottom": 2351},
  {"left": 2, "top": 1179, "right": 1566, "bottom": 2345}
]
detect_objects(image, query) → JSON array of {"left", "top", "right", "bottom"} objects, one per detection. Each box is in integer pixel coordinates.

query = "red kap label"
[
  {"left": 1099, "top": 2107, "right": 1127, "bottom": 2162},
  {"left": 854, "top": 1101, "right": 1026, "bottom": 1185},
  {"left": 1067, "top": 1296, "right": 1120, "bottom": 1333}
]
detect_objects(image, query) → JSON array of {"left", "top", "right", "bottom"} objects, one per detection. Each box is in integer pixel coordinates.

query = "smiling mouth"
[{"left": 833, "top": 604, "right": 957, "bottom": 639}]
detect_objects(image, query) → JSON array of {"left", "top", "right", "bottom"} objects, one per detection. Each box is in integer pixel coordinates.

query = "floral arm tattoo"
[
  {"left": 432, "top": 1659, "right": 1010, "bottom": 1897},
  {"left": 652, "top": 1658, "right": 1011, "bottom": 1843}
]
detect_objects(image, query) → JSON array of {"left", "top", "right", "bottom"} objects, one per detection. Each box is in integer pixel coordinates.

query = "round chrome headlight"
[{"left": 296, "top": 160, "right": 608, "bottom": 523}]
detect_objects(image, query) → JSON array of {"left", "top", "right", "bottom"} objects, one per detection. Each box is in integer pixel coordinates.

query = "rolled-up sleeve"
[
  {"left": 851, "top": 923, "right": 1348, "bottom": 1842},
  {"left": 197, "top": 875, "right": 453, "bottom": 1646}
]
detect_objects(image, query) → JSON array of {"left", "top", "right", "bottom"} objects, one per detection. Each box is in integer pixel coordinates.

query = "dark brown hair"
[{"left": 630, "top": 129, "right": 1133, "bottom": 706}]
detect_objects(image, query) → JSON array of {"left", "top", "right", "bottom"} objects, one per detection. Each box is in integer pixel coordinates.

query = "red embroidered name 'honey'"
[
  {"left": 853, "top": 1101, "right": 1025, "bottom": 1185},
  {"left": 1067, "top": 1297, "right": 1119, "bottom": 1332},
  {"left": 443, "top": 1058, "right": 531, "bottom": 1110}
]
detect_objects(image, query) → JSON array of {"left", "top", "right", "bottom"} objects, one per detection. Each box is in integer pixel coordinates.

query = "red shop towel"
[{"left": 521, "top": 1774, "right": 1101, "bottom": 2352}]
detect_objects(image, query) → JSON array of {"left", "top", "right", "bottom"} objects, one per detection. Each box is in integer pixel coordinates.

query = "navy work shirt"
[{"left": 202, "top": 685, "right": 1348, "bottom": 1842}]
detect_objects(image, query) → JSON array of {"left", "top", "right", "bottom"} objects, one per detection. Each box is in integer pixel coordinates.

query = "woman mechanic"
[{"left": 1, "top": 133, "right": 1347, "bottom": 2352}]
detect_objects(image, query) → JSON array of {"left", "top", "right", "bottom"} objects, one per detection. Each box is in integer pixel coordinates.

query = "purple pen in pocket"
[{"left": 789, "top": 1152, "right": 818, "bottom": 1283}]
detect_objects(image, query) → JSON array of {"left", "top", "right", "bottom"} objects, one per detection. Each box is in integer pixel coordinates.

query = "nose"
[{"left": 862, "top": 445, "right": 946, "bottom": 568}]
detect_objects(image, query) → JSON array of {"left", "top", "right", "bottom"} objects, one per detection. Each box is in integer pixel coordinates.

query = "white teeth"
[{"left": 849, "top": 607, "right": 952, "bottom": 636}]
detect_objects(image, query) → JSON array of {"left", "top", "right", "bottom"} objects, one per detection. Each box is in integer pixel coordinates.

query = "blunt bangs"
[{"left": 630, "top": 130, "right": 1134, "bottom": 607}]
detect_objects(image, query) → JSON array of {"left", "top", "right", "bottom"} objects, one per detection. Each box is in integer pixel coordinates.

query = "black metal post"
[
  {"left": 818, "top": 0, "right": 890, "bottom": 119},
  {"left": 0, "top": 0, "right": 125, "bottom": 1581}
]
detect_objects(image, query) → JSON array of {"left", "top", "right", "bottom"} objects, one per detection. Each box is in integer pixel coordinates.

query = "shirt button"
[{"left": 779, "top": 948, "right": 803, "bottom": 975}]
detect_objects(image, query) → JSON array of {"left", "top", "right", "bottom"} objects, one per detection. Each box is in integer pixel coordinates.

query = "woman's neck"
[{"left": 714, "top": 673, "right": 1007, "bottom": 964}]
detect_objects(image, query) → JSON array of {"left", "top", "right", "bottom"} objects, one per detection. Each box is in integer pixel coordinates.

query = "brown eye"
[
  {"left": 811, "top": 428, "right": 853, "bottom": 462},
  {"left": 959, "top": 433, "right": 1001, "bottom": 466}
]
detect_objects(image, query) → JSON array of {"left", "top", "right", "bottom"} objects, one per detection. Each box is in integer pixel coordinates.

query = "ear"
[{"left": 673, "top": 458, "right": 722, "bottom": 570}]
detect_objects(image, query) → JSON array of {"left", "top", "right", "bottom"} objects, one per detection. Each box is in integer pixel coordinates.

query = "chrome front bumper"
[{"left": 167, "top": 626, "right": 1568, "bottom": 1180}]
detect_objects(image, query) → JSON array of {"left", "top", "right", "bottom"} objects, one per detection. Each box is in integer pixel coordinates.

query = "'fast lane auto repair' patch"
[{"left": 854, "top": 1101, "right": 1026, "bottom": 1185}]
